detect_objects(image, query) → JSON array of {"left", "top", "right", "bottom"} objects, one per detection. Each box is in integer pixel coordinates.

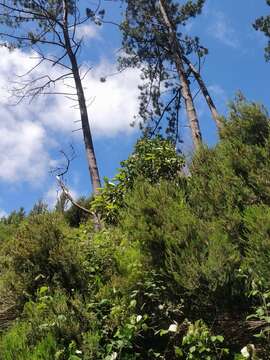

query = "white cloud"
[
  {"left": 208, "top": 11, "right": 240, "bottom": 48},
  {"left": 43, "top": 184, "right": 61, "bottom": 209},
  {"left": 35, "top": 60, "right": 141, "bottom": 137},
  {"left": 76, "top": 23, "right": 101, "bottom": 40},
  {"left": 82, "top": 61, "right": 141, "bottom": 136},
  {"left": 0, "top": 113, "right": 49, "bottom": 183},
  {"left": 0, "top": 47, "right": 141, "bottom": 186},
  {"left": 0, "top": 48, "right": 55, "bottom": 184}
]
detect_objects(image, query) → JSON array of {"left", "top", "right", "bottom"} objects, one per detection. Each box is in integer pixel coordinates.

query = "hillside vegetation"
[{"left": 1, "top": 98, "right": 270, "bottom": 359}]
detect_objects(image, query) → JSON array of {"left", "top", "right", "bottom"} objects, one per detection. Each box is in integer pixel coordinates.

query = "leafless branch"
[
  {"left": 50, "top": 146, "right": 94, "bottom": 216},
  {"left": 150, "top": 87, "right": 181, "bottom": 137}
]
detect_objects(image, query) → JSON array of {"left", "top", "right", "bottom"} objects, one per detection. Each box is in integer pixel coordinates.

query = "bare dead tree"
[
  {"left": 0, "top": 0, "right": 102, "bottom": 196},
  {"left": 56, "top": 176, "right": 93, "bottom": 215},
  {"left": 50, "top": 145, "right": 101, "bottom": 229}
]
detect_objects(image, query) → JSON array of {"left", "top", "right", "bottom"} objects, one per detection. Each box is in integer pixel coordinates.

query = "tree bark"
[
  {"left": 182, "top": 54, "right": 223, "bottom": 132},
  {"left": 62, "top": 0, "right": 101, "bottom": 195},
  {"left": 159, "top": 0, "right": 202, "bottom": 150},
  {"left": 69, "top": 57, "right": 101, "bottom": 194}
]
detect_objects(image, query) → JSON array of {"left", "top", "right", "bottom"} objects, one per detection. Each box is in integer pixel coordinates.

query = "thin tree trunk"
[
  {"left": 62, "top": 0, "right": 101, "bottom": 195},
  {"left": 159, "top": 0, "right": 202, "bottom": 150},
  {"left": 69, "top": 59, "right": 101, "bottom": 195},
  {"left": 182, "top": 54, "right": 223, "bottom": 132}
]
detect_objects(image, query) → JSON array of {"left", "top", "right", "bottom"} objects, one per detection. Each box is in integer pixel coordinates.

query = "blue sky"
[{"left": 0, "top": 0, "right": 269, "bottom": 216}]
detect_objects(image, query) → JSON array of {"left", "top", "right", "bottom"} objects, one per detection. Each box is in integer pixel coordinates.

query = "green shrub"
[
  {"left": 189, "top": 98, "right": 270, "bottom": 223},
  {"left": 242, "top": 205, "right": 270, "bottom": 289},
  {"left": 0, "top": 213, "right": 79, "bottom": 300},
  {"left": 121, "top": 181, "right": 189, "bottom": 268},
  {"left": 175, "top": 320, "right": 229, "bottom": 359},
  {"left": 221, "top": 96, "right": 270, "bottom": 146},
  {"left": 0, "top": 322, "right": 30, "bottom": 360},
  {"left": 0, "top": 214, "right": 117, "bottom": 303},
  {"left": 81, "top": 331, "right": 102, "bottom": 359},
  {"left": 121, "top": 181, "right": 240, "bottom": 304},
  {"left": 29, "top": 333, "right": 58, "bottom": 360},
  {"left": 91, "top": 137, "right": 185, "bottom": 224}
]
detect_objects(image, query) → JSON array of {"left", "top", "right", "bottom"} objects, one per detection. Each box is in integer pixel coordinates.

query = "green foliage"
[
  {"left": 91, "top": 137, "right": 185, "bottom": 224},
  {"left": 242, "top": 205, "right": 270, "bottom": 289},
  {"left": 2, "top": 207, "right": 25, "bottom": 226},
  {"left": 0, "top": 321, "right": 58, "bottom": 360},
  {"left": 120, "top": 136, "right": 184, "bottom": 183},
  {"left": 247, "top": 287, "right": 270, "bottom": 342},
  {"left": 175, "top": 320, "right": 229, "bottom": 359},
  {"left": 1, "top": 213, "right": 67, "bottom": 298},
  {"left": 253, "top": 1, "right": 270, "bottom": 61},
  {"left": 0, "top": 322, "right": 30, "bottom": 360},
  {"left": 63, "top": 197, "right": 91, "bottom": 227},
  {"left": 167, "top": 223, "right": 240, "bottom": 296},
  {"left": 121, "top": 180, "right": 240, "bottom": 305},
  {"left": 188, "top": 97, "right": 270, "bottom": 232},
  {"left": 0, "top": 213, "right": 119, "bottom": 311},
  {"left": 29, "top": 200, "right": 48, "bottom": 217},
  {"left": 0, "top": 221, "right": 14, "bottom": 244},
  {"left": 2, "top": 98, "right": 270, "bottom": 359},
  {"left": 81, "top": 330, "right": 102, "bottom": 359},
  {"left": 221, "top": 96, "right": 270, "bottom": 145}
]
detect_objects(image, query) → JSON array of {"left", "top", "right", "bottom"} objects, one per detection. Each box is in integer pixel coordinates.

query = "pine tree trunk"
[
  {"left": 159, "top": 0, "right": 202, "bottom": 149},
  {"left": 62, "top": 1, "right": 101, "bottom": 195},
  {"left": 182, "top": 55, "right": 223, "bottom": 132},
  {"left": 69, "top": 61, "right": 101, "bottom": 195}
]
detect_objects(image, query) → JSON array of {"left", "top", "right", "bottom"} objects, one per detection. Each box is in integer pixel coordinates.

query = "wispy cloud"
[
  {"left": 208, "top": 10, "right": 240, "bottom": 49},
  {"left": 208, "top": 84, "right": 227, "bottom": 104},
  {"left": 76, "top": 23, "right": 101, "bottom": 40}
]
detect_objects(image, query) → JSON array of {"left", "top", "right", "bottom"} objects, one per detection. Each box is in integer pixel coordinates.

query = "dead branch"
[
  {"left": 56, "top": 176, "right": 93, "bottom": 215},
  {"left": 51, "top": 146, "right": 94, "bottom": 216}
]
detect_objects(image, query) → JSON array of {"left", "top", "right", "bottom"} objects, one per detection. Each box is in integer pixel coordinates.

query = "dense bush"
[{"left": 91, "top": 137, "right": 185, "bottom": 224}]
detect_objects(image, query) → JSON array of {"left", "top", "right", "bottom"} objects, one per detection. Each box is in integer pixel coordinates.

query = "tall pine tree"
[{"left": 119, "top": 0, "right": 221, "bottom": 149}]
